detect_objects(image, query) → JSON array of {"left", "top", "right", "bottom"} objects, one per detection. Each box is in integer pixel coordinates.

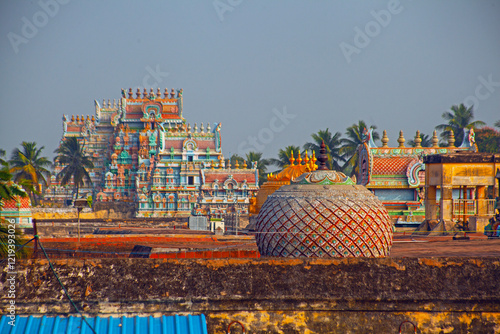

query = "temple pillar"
[
  {"left": 425, "top": 185, "right": 438, "bottom": 221},
  {"left": 440, "top": 185, "right": 454, "bottom": 229},
  {"left": 476, "top": 185, "right": 488, "bottom": 216},
  {"left": 469, "top": 185, "right": 489, "bottom": 233}
]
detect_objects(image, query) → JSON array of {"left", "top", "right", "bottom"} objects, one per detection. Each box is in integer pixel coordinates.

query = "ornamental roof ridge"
[{"left": 122, "top": 87, "right": 183, "bottom": 100}]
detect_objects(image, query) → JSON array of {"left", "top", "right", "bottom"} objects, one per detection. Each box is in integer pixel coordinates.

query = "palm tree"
[
  {"left": 269, "top": 145, "right": 302, "bottom": 169},
  {"left": 0, "top": 149, "right": 7, "bottom": 166},
  {"left": 495, "top": 120, "right": 500, "bottom": 128},
  {"left": 0, "top": 164, "right": 30, "bottom": 259},
  {"left": 9, "top": 142, "right": 51, "bottom": 206},
  {"left": 54, "top": 137, "right": 94, "bottom": 200},
  {"left": 245, "top": 151, "right": 270, "bottom": 186},
  {"left": 435, "top": 104, "right": 485, "bottom": 145},
  {"left": 303, "top": 128, "right": 345, "bottom": 170},
  {"left": 340, "top": 121, "right": 380, "bottom": 177},
  {"left": 408, "top": 133, "right": 432, "bottom": 147}
]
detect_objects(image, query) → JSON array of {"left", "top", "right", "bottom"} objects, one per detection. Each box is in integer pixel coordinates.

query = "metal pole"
[
  {"left": 78, "top": 207, "right": 81, "bottom": 243},
  {"left": 32, "top": 218, "right": 38, "bottom": 259}
]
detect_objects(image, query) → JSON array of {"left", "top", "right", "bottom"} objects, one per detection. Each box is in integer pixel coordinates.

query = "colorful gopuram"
[
  {"left": 357, "top": 128, "right": 475, "bottom": 220},
  {"left": 47, "top": 88, "right": 258, "bottom": 217}
]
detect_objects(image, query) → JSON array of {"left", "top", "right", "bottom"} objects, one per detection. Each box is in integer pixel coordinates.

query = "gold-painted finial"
[
  {"left": 289, "top": 151, "right": 295, "bottom": 166},
  {"left": 311, "top": 151, "right": 317, "bottom": 171},
  {"left": 296, "top": 150, "right": 302, "bottom": 165},
  {"left": 304, "top": 151, "right": 311, "bottom": 172}
]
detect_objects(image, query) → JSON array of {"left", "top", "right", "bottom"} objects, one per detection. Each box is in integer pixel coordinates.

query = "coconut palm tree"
[
  {"left": 0, "top": 149, "right": 7, "bottom": 166},
  {"left": 0, "top": 164, "right": 30, "bottom": 259},
  {"left": 340, "top": 121, "right": 380, "bottom": 177},
  {"left": 268, "top": 145, "right": 302, "bottom": 169},
  {"left": 54, "top": 137, "right": 94, "bottom": 200},
  {"left": 245, "top": 151, "right": 270, "bottom": 186},
  {"left": 435, "top": 104, "right": 485, "bottom": 145},
  {"left": 9, "top": 142, "right": 51, "bottom": 206},
  {"left": 494, "top": 120, "right": 500, "bottom": 128},
  {"left": 303, "top": 128, "right": 345, "bottom": 171}
]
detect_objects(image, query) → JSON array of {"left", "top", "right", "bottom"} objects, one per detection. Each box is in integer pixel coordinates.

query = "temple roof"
[
  {"left": 267, "top": 151, "right": 317, "bottom": 183},
  {"left": 372, "top": 157, "right": 418, "bottom": 175},
  {"left": 203, "top": 170, "right": 257, "bottom": 184}
]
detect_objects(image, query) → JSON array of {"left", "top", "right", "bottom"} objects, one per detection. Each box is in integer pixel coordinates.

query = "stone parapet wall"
[
  {"left": 32, "top": 202, "right": 136, "bottom": 220},
  {"left": 1, "top": 258, "right": 499, "bottom": 333}
]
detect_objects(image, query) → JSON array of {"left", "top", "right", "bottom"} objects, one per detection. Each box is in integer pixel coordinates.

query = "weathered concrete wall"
[
  {"left": 32, "top": 202, "right": 137, "bottom": 220},
  {"left": 1, "top": 258, "right": 499, "bottom": 333}
]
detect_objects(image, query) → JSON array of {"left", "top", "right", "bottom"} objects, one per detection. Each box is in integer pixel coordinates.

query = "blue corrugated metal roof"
[{"left": 0, "top": 314, "right": 208, "bottom": 334}]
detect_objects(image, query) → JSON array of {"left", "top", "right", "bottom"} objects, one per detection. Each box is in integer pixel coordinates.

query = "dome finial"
[
  {"left": 318, "top": 141, "right": 329, "bottom": 170},
  {"left": 432, "top": 130, "right": 439, "bottom": 147},
  {"left": 397, "top": 130, "right": 405, "bottom": 148},
  {"left": 448, "top": 130, "right": 455, "bottom": 147},
  {"left": 381, "top": 130, "right": 389, "bottom": 148},
  {"left": 414, "top": 130, "right": 422, "bottom": 148},
  {"left": 289, "top": 151, "right": 295, "bottom": 166}
]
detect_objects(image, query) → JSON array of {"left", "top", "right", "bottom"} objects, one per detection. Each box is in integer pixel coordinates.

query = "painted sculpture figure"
[{"left": 256, "top": 142, "right": 393, "bottom": 257}]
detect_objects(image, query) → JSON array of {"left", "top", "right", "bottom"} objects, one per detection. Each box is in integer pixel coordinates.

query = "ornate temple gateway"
[
  {"left": 357, "top": 128, "right": 475, "bottom": 220},
  {"left": 47, "top": 88, "right": 258, "bottom": 217}
]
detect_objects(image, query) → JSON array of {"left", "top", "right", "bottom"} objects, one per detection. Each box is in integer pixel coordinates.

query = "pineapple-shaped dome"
[{"left": 255, "top": 142, "right": 392, "bottom": 258}]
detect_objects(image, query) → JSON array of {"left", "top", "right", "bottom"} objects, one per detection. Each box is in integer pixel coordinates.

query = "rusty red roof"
[
  {"left": 372, "top": 157, "right": 416, "bottom": 175},
  {"left": 203, "top": 171, "right": 256, "bottom": 184}
]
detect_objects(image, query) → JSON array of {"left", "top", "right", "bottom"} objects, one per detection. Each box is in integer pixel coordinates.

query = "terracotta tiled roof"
[
  {"left": 204, "top": 171, "right": 256, "bottom": 184},
  {"left": 197, "top": 141, "right": 216, "bottom": 150},
  {"left": 372, "top": 157, "right": 416, "bottom": 175},
  {"left": 163, "top": 140, "right": 183, "bottom": 149},
  {"left": 1, "top": 197, "right": 31, "bottom": 209}
]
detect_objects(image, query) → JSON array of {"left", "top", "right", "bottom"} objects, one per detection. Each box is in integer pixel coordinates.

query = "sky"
[{"left": 1, "top": 0, "right": 499, "bottom": 163}]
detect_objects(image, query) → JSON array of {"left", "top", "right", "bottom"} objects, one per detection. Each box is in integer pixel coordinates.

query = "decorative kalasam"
[{"left": 256, "top": 142, "right": 393, "bottom": 258}]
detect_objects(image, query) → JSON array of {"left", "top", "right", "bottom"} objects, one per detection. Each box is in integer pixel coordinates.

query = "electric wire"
[{"left": 36, "top": 235, "right": 97, "bottom": 334}]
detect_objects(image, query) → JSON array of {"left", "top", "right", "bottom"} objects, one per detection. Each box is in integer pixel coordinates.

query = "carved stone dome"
[{"left": 255, "top": 143, "right": 393, "bottom": 258}]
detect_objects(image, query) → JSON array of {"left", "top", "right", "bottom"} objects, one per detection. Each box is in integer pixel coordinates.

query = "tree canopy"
[
  {"left": 54, "top": 137, "right": 94, "bottom": 200},
  {"left": 435, "top": 104, "right": 485, "bottom": 145},
  {"left": 9, "top": 142, "right": 51, "bottom": 206}
]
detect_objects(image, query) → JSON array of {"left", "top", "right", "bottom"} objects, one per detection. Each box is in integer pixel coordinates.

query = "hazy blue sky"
[{"left": 1, "top": 1, "right": 499, "bottom": 162}]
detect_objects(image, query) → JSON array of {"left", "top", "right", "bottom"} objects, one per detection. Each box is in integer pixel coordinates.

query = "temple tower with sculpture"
[{"left": 46, "top": 88, "right": 258, "bottom": 217}]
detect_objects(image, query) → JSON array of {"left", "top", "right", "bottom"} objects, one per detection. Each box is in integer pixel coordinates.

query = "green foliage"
[
  {"left": 54, "top": 137, "right": 94, "bottom": 200},
  {"left": 9, "top": 142, "right": 51, "bottom": 206},
  {"left": 304, "top": 128, "right": 345, "bottom": 171},
  {"left": 475, "top": 127, "right": 500, "bottom": 153},
  {"left": 340, "top": 121, "right": 379, "bottom": 177},
  {"left": 245, "top": 151, "right": 270, "bottom": 186},
  {"left": 269, "top": 145, "right": 302, "bottom": 169},
  {"left": 0, "top": 222, "right": 30, "bottom": 259},
  {"left": 0, "top": 155, "right": 30, "bottom": 259},
  {"left": 435, "top": 104, "right": 485, "bottom": 145}
]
